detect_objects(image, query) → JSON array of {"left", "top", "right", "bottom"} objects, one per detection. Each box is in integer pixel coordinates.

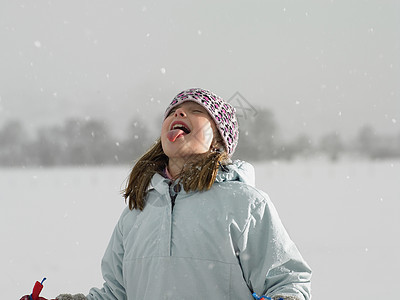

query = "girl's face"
[{"left": 161, "top": 101, "right": 217, "bottom": 159}]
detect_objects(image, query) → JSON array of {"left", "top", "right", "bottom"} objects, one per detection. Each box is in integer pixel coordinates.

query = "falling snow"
[{"left": 2, "top": 160, "right": 398, "bottom": 299}]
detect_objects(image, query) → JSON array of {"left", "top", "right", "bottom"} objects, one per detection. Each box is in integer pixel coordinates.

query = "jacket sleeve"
[
  {"left": 235, "top": 189, "right": 312, "bottom": 300},
  {"left": 86, "top": 209, "right": 128, "bottom": 300}
]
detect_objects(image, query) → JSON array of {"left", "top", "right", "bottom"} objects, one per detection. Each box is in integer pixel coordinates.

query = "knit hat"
[{"left": 164, "top": 88, "right": 239, "bottom": 156}]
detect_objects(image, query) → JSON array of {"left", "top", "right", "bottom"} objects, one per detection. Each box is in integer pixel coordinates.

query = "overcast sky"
[{"left": 0, "top": 0, "right": 399, "bottom": 141}]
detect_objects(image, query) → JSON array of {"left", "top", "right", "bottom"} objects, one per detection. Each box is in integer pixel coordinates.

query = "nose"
[{"left": 174, "top": 107, "right": 187, "bottom": 118}]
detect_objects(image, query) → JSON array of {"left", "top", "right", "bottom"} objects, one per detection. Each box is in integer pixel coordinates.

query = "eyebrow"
[{"left": 171, "top": 102, "right": 205, "bottom": 111}]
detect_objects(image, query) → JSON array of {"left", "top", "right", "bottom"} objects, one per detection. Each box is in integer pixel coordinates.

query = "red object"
[
  {"left": 31, "top": 278, "right": 45, "bottom": 300},
  {"left": 19, "top": 278, "right": 54, "bottom": 300}
]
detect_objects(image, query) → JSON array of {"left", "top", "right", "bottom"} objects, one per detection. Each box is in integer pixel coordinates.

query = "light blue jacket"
[{"left": 87, "top": 161, "right": 311, "bottom": 300}]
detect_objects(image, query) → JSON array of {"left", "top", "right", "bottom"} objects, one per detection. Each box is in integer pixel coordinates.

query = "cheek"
[
  {"left": 201, "top": 122, "right": 214, "bottom": 147},
  {"left": 160, "top": 120, "right": 170, "bottom": 145},
  {"left": 161, "top": 119, "right": 170, "bottom": 136}
]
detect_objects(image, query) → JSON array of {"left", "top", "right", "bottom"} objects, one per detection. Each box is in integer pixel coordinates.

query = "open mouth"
[
  {"left": 167, "top": 121, "right": 191, "bottom": 142},
  {"left": 170, "top": 122, "right": 191, "bottom": 134}
]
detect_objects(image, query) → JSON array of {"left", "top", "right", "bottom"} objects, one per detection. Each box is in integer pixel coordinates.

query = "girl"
[{"left": 21, "top": 88, "right": 312, "bottom": 300}]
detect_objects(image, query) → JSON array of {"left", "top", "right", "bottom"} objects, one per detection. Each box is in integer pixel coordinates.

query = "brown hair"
[{"left": 123, "top": 137, "right": 229, "bottom": 211}]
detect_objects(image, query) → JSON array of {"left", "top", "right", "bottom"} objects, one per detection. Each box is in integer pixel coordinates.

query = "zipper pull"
[{"left": 169, "top": 182, "right": 181, "bottom": 211}]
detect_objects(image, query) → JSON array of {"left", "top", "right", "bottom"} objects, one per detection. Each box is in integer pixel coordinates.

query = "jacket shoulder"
[
  {"left": 117, "top": 206, "right": 141, "bottom": 231},
  {"left": 214, "top": 180, "right": 271, "bottom": 208}
]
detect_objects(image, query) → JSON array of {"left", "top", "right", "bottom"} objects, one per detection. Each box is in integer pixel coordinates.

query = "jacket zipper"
[
  {"left": 171, "top": 193, "right": 177, "bottom": 212},
  {"left": 168, "top": 182, "right": 181, "bottom": 256},
  {"left": 169, "top": 182, "right": 181, "bottom": 212}
]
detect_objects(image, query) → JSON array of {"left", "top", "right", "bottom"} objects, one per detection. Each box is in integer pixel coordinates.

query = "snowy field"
[{"left": 1, "top": 159, "right": 399, "bottom": 299}]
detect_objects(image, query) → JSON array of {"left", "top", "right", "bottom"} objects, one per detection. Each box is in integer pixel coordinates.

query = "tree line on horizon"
[{"left": 1, "top": 108, "right": 399, "bottom": 167}]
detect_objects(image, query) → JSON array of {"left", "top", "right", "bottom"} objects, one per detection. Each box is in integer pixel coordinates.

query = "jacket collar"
[
  {"left": 148, "top": 160, "right": 255, "bottom": 195},
  {"left": 148, "top": 172, "right": 170, "bottom": 194},
  {"left": 215, "top": 160, "right": 255, "bottom": 187}
]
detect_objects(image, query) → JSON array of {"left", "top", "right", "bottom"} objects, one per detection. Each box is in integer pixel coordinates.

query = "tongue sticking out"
[{"left": 167, "top": 129, "right": 185, "bottom": 142}]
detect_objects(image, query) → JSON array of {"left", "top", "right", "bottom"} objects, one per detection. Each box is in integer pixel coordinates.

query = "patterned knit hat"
[{"left": 164, "top": 88, "right": 239, "bottom": 156}]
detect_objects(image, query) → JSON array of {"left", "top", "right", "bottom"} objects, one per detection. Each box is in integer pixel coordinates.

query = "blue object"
[{"left": 252, "top": 292, "right": 272, "bottom": 300}]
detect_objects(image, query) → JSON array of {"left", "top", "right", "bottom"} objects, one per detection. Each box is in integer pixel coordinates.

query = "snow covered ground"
[{"left": 2, "top": 159, "right": 399, "bottom": 299}]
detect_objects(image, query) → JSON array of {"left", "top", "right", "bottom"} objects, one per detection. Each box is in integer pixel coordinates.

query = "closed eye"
[{"left": 167, "top": 108, "right": 176, "bottom": 117}]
